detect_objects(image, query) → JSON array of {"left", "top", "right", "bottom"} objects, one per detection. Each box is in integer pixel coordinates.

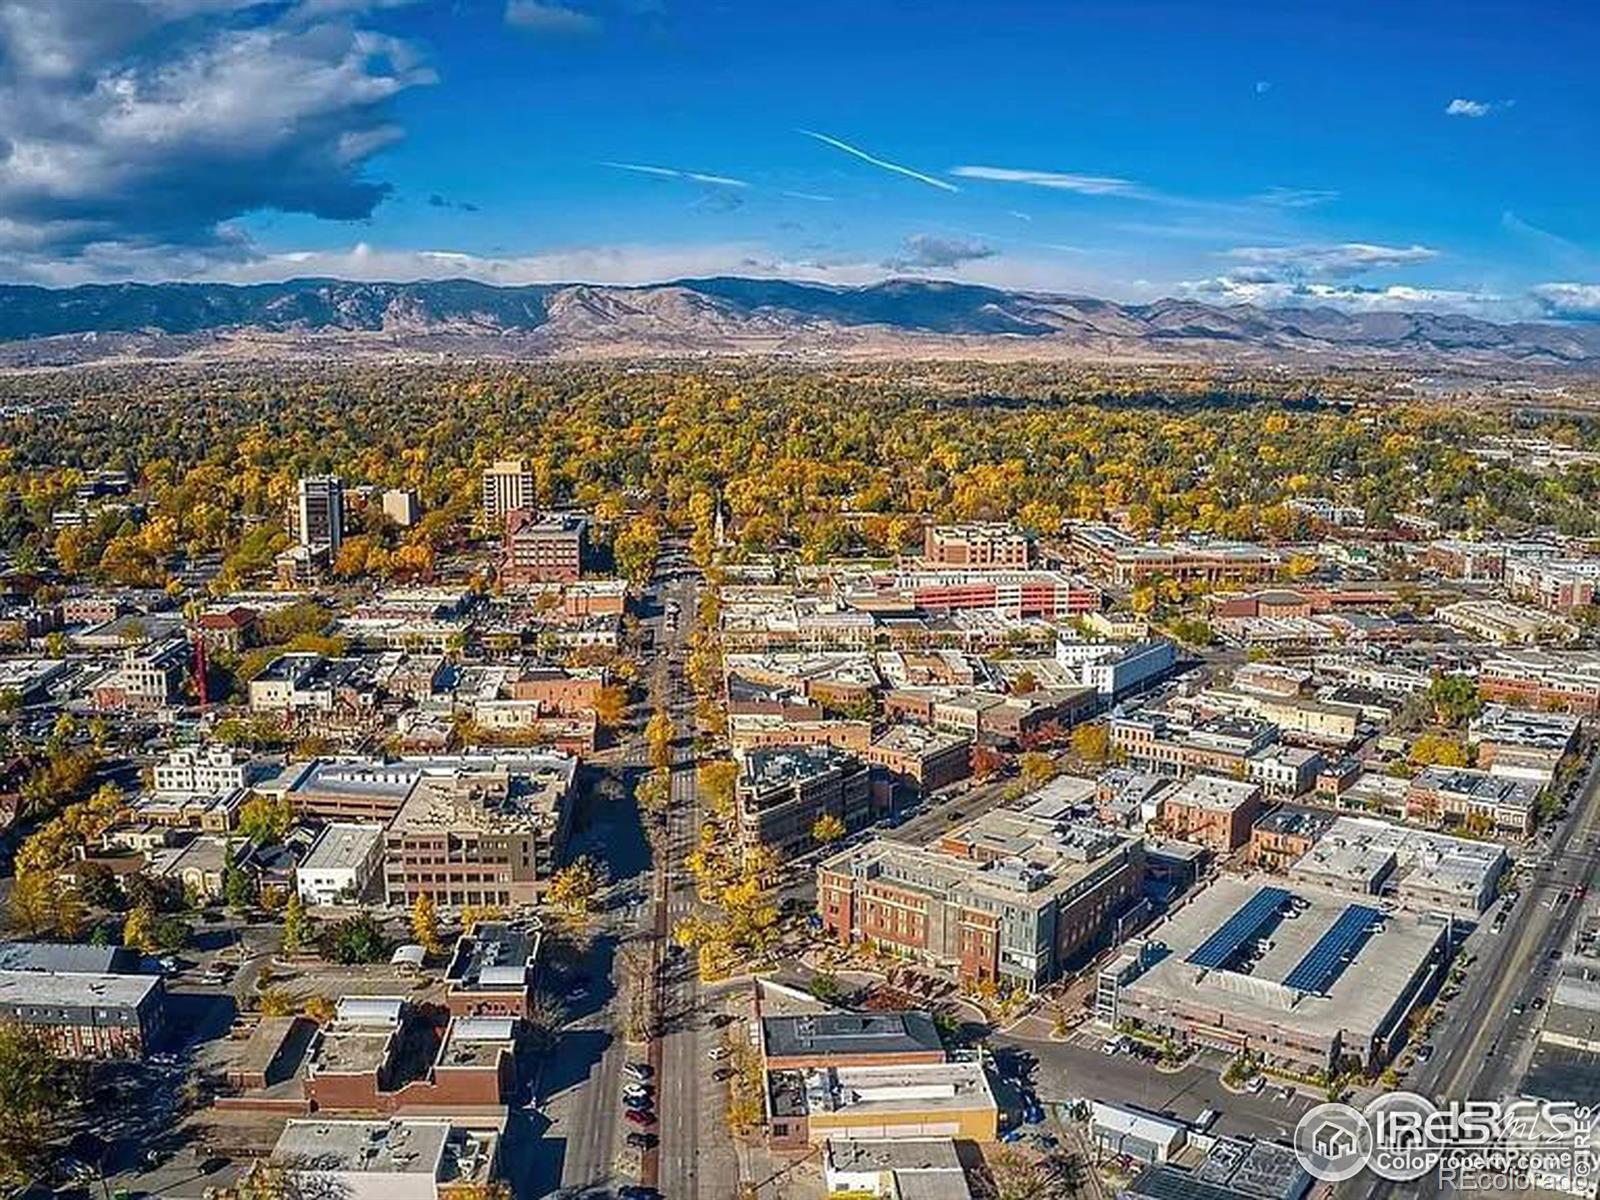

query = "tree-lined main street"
[{"left": 1348, "top": 749, "right": 1600, "bottom": 1200}]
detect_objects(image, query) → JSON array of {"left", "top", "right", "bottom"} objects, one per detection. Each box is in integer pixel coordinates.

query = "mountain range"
[{"left": 0, "top": 276, "right": 1596, "bottom": 369}]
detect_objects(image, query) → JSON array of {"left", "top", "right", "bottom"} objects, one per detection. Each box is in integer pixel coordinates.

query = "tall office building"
[
  {"left": 297, "top": 476, "right": 345, "bottom": 555},
  {"left": 482, "top": 459, "right": 536, "bottom": 525}
]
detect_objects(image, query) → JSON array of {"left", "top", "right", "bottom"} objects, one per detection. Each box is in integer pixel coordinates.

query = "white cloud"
[
  {"left": 505, "top": 0, "right": 599, "bottom": 35},
  {"left": 1530, "top": 283, "right": 1600, "bottom": 319},
  {"left": 1254, "top": 80, "right": 1271, "bottom": 95},
  {"left": 884, "top": 234, "right": 996, "bottom": 271},
  {"left": 0, "top": 1, "right": 434, "bottom": 259},
  {"left": 799, "top": 130, "right": 958, "bottom": 192},
  {"left": 1446, "top": 97, "right": 1512, "bottom": 118},
  {"left": 1180, "top": 275, "right": 1510, "bottom": 317},
  {"left": 949, "top": 165, "right": 1139, "bottom": 196},
  {"left": 1222, "top": 242, "right": 1437, "bottom": 278}
]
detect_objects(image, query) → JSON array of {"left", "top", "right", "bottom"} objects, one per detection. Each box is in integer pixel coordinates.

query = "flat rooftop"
[
  {"left": 274, "top": 1118, "right": 447, "bottom": 1175},
  {"left": 1126, "top": 874, "right": 1447, "bottom": 1043},
  {"left": 1167, "top": 774, "right": 1260, "bottom": 812},
  {"left": 742, "top": 744, "right": 858, "bottom": 793},
  {"left": 825, "top": 813, "right": 1138, "bottom": 911},
  {"left": 302, "top": 822, "right": 384, "bottom": 872},
  {"left": 436, "top": 1017, "right": 516, "bottom": 1070},
  {"left": 0, "top": 968, "right": 160, "bottom": 1013},
  {"left": 824, "top": 1137, "right": 963, "bottom": 1174},
  {"left": 1290, "top": 815, "right": 1505, "bottom": 907},
  {"left": 389, "top": 754, "right": 576, "bottom": 836},
  {"left": 763, "top": 1011, "right": 942, "bottom": 1061},
  {"left": 787, "top": 1059, "right": 996, "bottom": 1119},
  {"left": 446, "top": 921, "right": 540, "bottom": 992},
  {"left": 870, "top": 724, "right": 970, "bottom": 757},
  {"left": 310, "top": 1027, "right": 394, "bottom": 1076}
]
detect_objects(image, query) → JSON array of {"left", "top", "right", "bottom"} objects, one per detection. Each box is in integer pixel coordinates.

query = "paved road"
[
  {"left": 1345, "top": 750, "right": 1600, "bottom": 1200},
  {"left": 529, "top": 561, "right": 687, "bottom": 1198},
  {"left": 650, "top": 565, "right": 738, "bottom": 1200}
]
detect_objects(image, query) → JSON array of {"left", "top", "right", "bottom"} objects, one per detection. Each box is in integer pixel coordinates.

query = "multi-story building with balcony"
[
  {"left": 737, "top": 745, "right": 872, "bottom": 854},
  {"left": 921, "top": 523, "right": 1032, "bottom": 570},
  {"left": 481, "top": 458, "right": 537, "bottom": 524},
  {"left": 381, "top": 753, "right": 578, "bottom": 908},
  {"left": 818, "top": 811, "right": 1145, "bottom": 991}
]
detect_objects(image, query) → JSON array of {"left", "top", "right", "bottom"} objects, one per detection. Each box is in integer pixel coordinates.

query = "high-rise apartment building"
[
  {"left": 296, "top": 475, "right": 345, "bottom": 555},
  {"left": 481, "top": 459, "right": 536, "bottom": 525}
]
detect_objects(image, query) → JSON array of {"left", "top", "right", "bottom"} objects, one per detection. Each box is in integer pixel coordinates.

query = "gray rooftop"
[
  {"left": 0, "top": 941, "right": 136, "bottom": 975},
  {"left": 763, "top": 1010, "right": 943, "bottom": 1061},
  {"left": 1125, "top": 875, "right": 1447, "bottom": 1043},
  {"left": 273, "top": 1118, "right": 448, "bottom": 1176}
]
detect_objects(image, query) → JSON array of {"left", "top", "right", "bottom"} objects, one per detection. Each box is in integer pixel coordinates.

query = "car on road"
[
  {"left": 623, "top": 1084, "right": 653, "bottom": 1101},
  {"left": 624, "top": 1109, "right": 656, "bottom": 1126},
  {"left": 1417, "top": 1043, "right": 1434, "bottom": 1063},
  {"left": 708, "top": 1044, "right": 731, "bottom": 1061},
  {"left": 712, "top": 1066, "right": 735, "bottom": 1081}
]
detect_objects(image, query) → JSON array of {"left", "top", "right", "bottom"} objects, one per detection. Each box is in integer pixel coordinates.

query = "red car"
[{"left": 624, "top": 1109, "right": 657, "bottom": 1126}]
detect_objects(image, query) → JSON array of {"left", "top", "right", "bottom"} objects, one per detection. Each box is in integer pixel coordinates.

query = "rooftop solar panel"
[
  {"left": 1282, "top": 904, "right": 1384, "bottom": 994},
  {"left": 1185, "top": 886, "right": 1293, "bottom": 970}
]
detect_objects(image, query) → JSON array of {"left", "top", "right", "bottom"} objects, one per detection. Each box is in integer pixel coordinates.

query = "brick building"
[
  {"left": 921, "top": 524, "right": 1032, "bottom": 570},
  {"left": 818, "top": 812, "right": 1144, "bottom": 990},
  {"left": 1158, "top": 774, "right": 1263, "bottom": 853},
  {"left": 501, "top": 510, "right": 588, "bottom": 584},
  {"left": 382, "top": 754, "right": 578, "bottom": 907},
  {"left": 737, "top": 745, "right": 872, "bottom": 854}
]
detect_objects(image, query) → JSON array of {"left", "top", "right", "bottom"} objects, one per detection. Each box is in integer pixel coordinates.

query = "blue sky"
[{"left": 1, "top": 0, "right": 1596, "bottom": 317}]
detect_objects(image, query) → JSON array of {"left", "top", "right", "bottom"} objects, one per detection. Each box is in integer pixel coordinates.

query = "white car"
[
  {"left": 708, "top": 1045, "right": 731, "bottom": 1061},
  {"left": 1101, "top": 1040, "right": 1119, "bottom": 1056}
]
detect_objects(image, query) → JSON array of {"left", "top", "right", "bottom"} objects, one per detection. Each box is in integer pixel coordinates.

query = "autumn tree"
[
  {"left": 613, "top": 515, "right": 660, "bottom": 586},
  {"left": 811, "top": 813, "right": 846, "bottom": 846},
  {"left": 970, "top": 744, "right": 1006, "bottom": 779},
  {"left": 238, "top": 792, "right": 293, "bottom": 845},
  {"left": 410, "top": 893, "right": 442, "bottom": 955},
  {"left": 697, "top": 759, "right": 739, "bottom": 819},
  {"left": 646, "top": 708, "right": 675, "bottom": 771},
  {"left": 1018, "top": 751, "right": 1059, "bottom": 790},
  {"left": 0, "top": 1021, "right": 73, "bottom": 1187},
  {"left": 593, "top": 683, "right": 629, "bottom": 728},
  {"left": 281, "top": 890, "right": 312, "bottom": 955},
  {"left": 1409, "top": 733, "right": 1470, "bottom": 769},
  {"left": 547, "top": 855, "right": 610, "bottom": 914},
  {"left": 1069, "top": 721, "right": 1110, "bottom": 764}
]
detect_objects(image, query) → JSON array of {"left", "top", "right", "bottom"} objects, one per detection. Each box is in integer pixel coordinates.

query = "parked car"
[
  {"left": 624, "top": 1062, "right": 654, "bottom": 1081},
  {"left": 708, "top": 1045, "right": 731, "bottom": 1061},
  {"left": 626, "top": 1132, "right": 658, "bottom": 1150},
  {"left": 624, "top": 1109, "right": 656, "bottom": 1126},
  {"left": 623, "top": 1094, "right": 652, "bottom": 1110}
]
